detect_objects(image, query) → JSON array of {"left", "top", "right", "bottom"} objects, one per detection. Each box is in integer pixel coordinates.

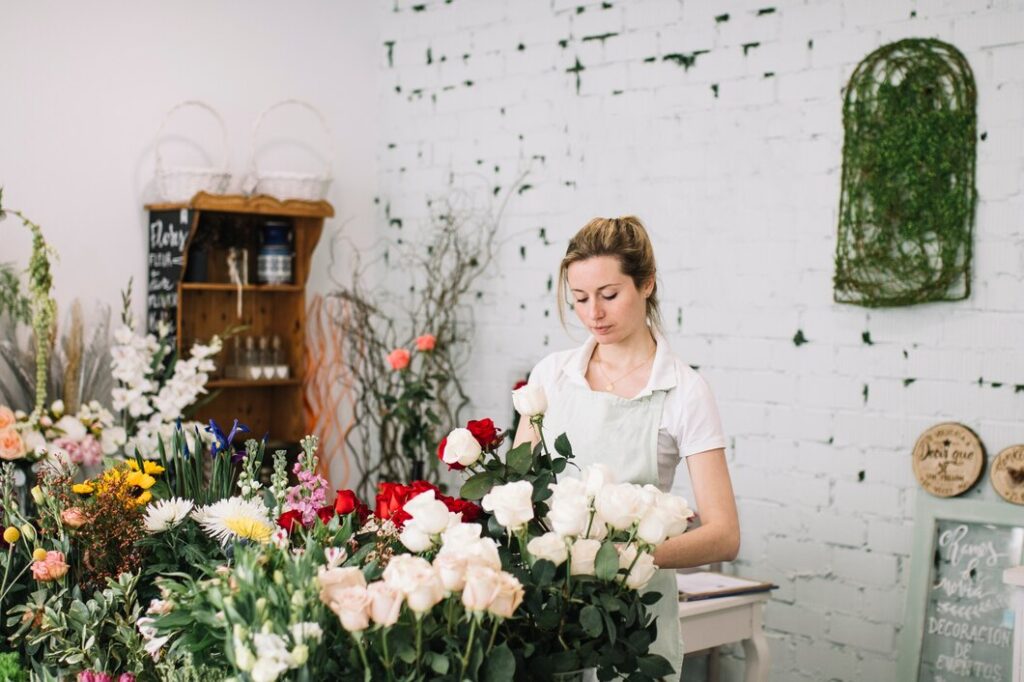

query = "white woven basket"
[
  {"left": 155, "top": 100, "right": 231, "bottom": 203},
  {"left": 248, "top": 99, "right": 333, "bottom": 201}
]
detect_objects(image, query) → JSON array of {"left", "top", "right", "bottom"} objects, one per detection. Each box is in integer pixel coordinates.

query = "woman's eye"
[
  {"left": 575, "top": 298, "right": 588, "bottom": 304},
  {"left": 602, "top": 293, "right": 618, "bottom": 301}
]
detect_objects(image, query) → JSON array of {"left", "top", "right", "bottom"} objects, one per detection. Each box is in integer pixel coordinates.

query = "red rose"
[
  {"left": 437, "top": 437, "right": 465, "bottom": 471},
  {"left": 467, "top": 418, "right": 500, "bottom": 450},
  {"left": 513, "top": 379, "right": 528, "bottom": 391},
  {"left": 317, "top": 505, "right": 336, "bottom": 525},
  {"left": 443, "top": 496, "right": 482, "bottom": 523},
  {"left": 374, "top": 480, "right": 441, "bottom": 528},
  {"left": 277, "top": 510, "right": 303, "bottom": 534},
  {"left": 334, "top": 489, "right": 362, "bottom": 516}
]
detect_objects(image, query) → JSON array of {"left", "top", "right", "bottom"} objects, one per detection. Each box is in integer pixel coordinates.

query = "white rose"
[
  {"left": 442, "top": 428, "right": 483, "bottom": 467},
  {"left": 636, "top": 509, "right": 668, "bottom": 546},
  {"left": 383, "top": 555, "right": 444, "bottom": 613},
  {"left": 595, "top": 483, "right": 653, "bottom": 531},
  {"left": 488, "top": 571, "right": 525, "bottom": 619},
  {"left": 656, "top": 494, "right": 694, "bottom": 538},
  {"left": 22, "top": 431, "right": 46, "bottom": 454},
  {"left": 404, "top": 490, "right": 451, "bottom": 534},
  {"left": 101, "top": 426, "right": 127, "bottom": 455},
  {"left": 512, "top": 383, "right": 547, "bottom": 417},
  {"left": 569, "top": 538, "right": 602, "bottom": 576},
  {"left": 367, "top": 581, "right": 404, "bottom": 626},
  {"left": 54, "top": 415, "right": 87, "bottom": 441},
  {"left": 618, "top": 544, "right": 658, "bottom": 590},
  {"left": 50, "top": 400, "right": 64, "bottom": 417},
  {"left": 481, "top": 481, "right": 535, "bottom": 532},
  {"left": 582, "top": 512, "right": 609, "bottom": 541},
  {"left": 399, "top": 521, "right": 434, "bottom": 553},
  {"left": 546, "top": 491, "right": 590, "bottom": 537},
  {"left": 527, "top": 532, "right": 568, "bottom": 566},
  {"left": 440, "top": 522, "right": 483, "bottom": 548},
  {"left": 405, "top": 571, "right": 445, "bottom": 614},
  {"left": 581, "top": 464, "right": 616, "bottom": 497}
]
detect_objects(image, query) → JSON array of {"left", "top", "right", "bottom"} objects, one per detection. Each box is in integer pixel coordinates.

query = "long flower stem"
[
  {"left": 381, "top": 627, "right": 395, "bottom": 682},
  {"left": 460, "top": 615, "right": 478, "bottom": 677},
  {"left": 531, "top": 415, "right": 550, "bottom": 463},
  {"left": 485, "top": 617, "right": 501, "bottom": 654},
  {"left": 353, "top": 631, "right": 371, "bottom": 682},
  {"left": 415, "top": 615, "right": 423, "bottom": 675}
]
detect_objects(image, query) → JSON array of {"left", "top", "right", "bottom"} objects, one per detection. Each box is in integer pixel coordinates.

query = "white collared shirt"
[{"left": 527, "top": 331, "right": 727, "bottom": 489}]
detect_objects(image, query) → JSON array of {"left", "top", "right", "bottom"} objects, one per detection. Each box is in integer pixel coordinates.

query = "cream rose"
[
  {"left": 488, "top": 571, "right": 525, "bottom": 619},
  {"left": 462, "top": 567, "right": 500, "bottom": 612},
  {"left": 442, "top": 428, "right": 483, "bottom": 467},
  {"left": 569, "top": 538, "right": 601, "bottom": 576},
  {"left": 383, "top": 555, "right": 444, "bottom": 614},
  {"left": 481, "top": 480, "right": 535, "bottom": 532},
  {"left": 581, "top": 464, "right": 616, "bottom": 497},
  {"left": 527, "top": 532, "right": 568, "bottom": 567},
  {"left": 367, "top": 581, "right": 403, "bottom": 626},
  {"left": 512, "top": 383, "right": 547, "bottom": 418},
  {"left": 433, "top": 553, "right": 467, "bottom": 592},
  {"left": 399, "top": 523, "right": 434, "bottom": 553},
  {"left": 618, "top": 544, "right": 658, "bottom": 590},
  {"left": 318, "top": 566, "right": 367, "bottom": 606},
  {"left": 328, "top": 585, "right": 371, "bottom": 632},
  {"left": 0, "top": 428, "right": 25, "bottom": 461},
  {"left": 546, "top": 491, "right": 590, "bottom": 537}
]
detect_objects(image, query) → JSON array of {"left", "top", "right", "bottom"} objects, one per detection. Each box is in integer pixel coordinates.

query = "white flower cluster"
[
  {"left": 110, "top": 324, "right": 221, "bottom": 457},
  {"left": 511, "top": 465, "right": 693, "bottom": 591},
  {"left": 9, "top": 399, "right": 126, "bottom": 464},
  {"left": 232, "top": 621, "right": 322, "bottom": 682},
  {"left": 320, "top": 521, "right": 524, "bottom": 634}
]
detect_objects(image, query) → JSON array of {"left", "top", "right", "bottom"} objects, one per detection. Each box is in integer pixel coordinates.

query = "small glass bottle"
[
  {"left": 259, "top": 336, "right": 275, "bottom": 379},
  {"left": 228, "top": 336, "right": 242, "bottom": 379},
  {"left": 272, "top": 334, "right": 289, "bottom": 379},
  {"left": 244, "top": 336, "right": 262, "bottom": 380}
]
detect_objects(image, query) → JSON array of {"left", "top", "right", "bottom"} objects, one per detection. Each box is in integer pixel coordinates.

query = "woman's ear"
[{"left": 641, "top": 277, "right": 655, "bottom": 298}]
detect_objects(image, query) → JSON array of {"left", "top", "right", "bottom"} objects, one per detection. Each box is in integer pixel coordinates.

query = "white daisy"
[
  {"left": 143, "top": 497, "right": 195, "bottom": 533},
  {"left": 193, "top": 496, "right": 274, "bottom": 545}
]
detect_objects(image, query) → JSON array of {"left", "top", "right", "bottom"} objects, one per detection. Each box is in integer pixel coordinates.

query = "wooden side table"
[
  {"left": 1004, "top": 566, "right": 1024, "bottom": 682},
  {"left": 678, "top": 591, "right": 771, "bottom": 682}
]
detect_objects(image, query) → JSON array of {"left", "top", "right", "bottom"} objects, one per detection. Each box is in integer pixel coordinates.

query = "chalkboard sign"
[
  {"left": 147, "top": 208, "right": 193, "bottom": 343},
  {"left": 900, "top": 495, "right": 1024, "bottom": 681}
]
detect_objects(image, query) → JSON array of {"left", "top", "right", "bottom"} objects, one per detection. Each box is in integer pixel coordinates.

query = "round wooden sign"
[
  {"left": 911, "top": 422, "right": 984, "bottom": 497},
  {"left": 990, "top": 445, "right": 1024, "bottom": 505}
]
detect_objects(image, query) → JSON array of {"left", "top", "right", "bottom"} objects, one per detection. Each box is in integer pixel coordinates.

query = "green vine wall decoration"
[{"left": 834, "top": 38, "right": 977, "bottom": 307}]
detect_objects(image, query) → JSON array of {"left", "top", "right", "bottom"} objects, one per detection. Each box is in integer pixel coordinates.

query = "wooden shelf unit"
[{"left": 145, "top": 192, "right": 332, "bottom": 444}]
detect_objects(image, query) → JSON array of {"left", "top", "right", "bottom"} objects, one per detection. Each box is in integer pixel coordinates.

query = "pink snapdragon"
[{"left": 285, "top": 461, "right": 330, "bottom": 526}]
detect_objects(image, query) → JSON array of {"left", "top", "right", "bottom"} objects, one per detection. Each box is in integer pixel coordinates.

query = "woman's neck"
[{"left": 593, "top": 326, "right": 657, "bottom": 371}]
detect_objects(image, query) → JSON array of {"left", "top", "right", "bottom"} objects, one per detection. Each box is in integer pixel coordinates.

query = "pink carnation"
[
  {"left": 32, "top": 550, "right": 69, "bottom": 582},
  {"left": 52, "top": 435, "right": 103, "bottom": 467}
]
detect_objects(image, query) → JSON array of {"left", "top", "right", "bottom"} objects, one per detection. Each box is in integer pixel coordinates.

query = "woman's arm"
[
  {"left": 511, "top": 413, "right": 539, "bottom": 449},
  {"left": 652, "top": 448, "right": 740, "bottom": 569}
]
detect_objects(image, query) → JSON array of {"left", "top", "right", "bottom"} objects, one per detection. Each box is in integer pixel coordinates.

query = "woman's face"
[{"left": 566, "top": 255, "right": 652, "bottom": 344}]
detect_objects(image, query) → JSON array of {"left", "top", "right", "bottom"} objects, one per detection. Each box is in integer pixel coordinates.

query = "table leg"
[{"left": 743, "top": 603, "right": 770, "bottom": 682}]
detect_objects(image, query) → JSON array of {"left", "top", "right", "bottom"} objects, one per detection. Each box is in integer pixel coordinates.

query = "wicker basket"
[
  {"left": 155, "top": 100, "right": 231, "bottom": 203},
  {"left": 247, "top": 99, "right": 333, "bottom": 201}
]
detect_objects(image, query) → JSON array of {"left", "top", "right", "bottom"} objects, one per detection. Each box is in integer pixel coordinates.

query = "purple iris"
[{"left": 205, "top": 419, "right": 250, "bottom": 461}]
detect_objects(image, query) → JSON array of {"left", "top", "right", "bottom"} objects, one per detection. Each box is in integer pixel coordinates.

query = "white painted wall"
[
  {"left": 373, "top": 1, "right": 1024, "bottom": 680},
  {"left": 0, "top": 0, "right": 382, "bottom": 318}
]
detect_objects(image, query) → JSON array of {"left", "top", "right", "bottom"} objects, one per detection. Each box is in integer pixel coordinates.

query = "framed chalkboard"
[
  {"left": 899, "top": 494, "right": 1024, "bottom": 681},
  {"left": 147, "top": 207, "right": 194, "bottom": 344}
]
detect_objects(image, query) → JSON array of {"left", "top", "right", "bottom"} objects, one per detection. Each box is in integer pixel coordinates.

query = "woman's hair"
[{"left": 557, "top": 215, "right": 662, "bottom": 331}]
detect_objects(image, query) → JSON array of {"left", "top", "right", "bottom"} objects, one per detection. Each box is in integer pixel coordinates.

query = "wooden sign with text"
[
  {"left": 912, "top": 423, "right": 984, "bottom": 498},
  {"left": 146, "top": 208, "right": 193, "bottom": 346},
  {"left": 990, "top": 445, "right": 1024, "bottom": 506}
]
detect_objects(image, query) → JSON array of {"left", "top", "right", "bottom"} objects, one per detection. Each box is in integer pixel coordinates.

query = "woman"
[{"left": 513, "top": 216, "right": 740, "bottom": 678}]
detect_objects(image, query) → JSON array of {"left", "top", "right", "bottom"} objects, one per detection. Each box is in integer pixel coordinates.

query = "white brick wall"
[{"left": 373, "top": 1, "right": 1024, "bottom": 679}]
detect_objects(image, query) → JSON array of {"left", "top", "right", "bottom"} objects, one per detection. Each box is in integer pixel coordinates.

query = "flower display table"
[{"left": 678, "top": 591, "right": 771, "bottom": 682}]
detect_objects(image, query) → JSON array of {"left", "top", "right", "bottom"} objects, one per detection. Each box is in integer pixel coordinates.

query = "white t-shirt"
[{"left": 528, "top": 331, "right": 727, "bottom": 490}]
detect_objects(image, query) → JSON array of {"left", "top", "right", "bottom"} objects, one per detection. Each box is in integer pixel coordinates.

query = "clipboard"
[{"left": 676, "top": 571, "right": 777, "bottom": 602}]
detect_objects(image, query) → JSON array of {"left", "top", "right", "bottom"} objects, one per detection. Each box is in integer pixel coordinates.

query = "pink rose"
[
  {"left": 327, "top": 585, "right": 371, "bottom": 632},
  {"left": 32, "top": 550, "right": 69, "bottom": 582},
  {"left": 0, "top": 406, "right": 15, "bottom": 430},
  {"left": 0, "top": 427, "right": 25, "bottom": 461},
  {"left": 318, "top": 566, "right": 367, "bottom": 606},
  {"left": 61, "top": 507, "right": 89, "bottom": 529},
  {"left": 387, "top": 348, "right": 411, "bottom": 371},
  {"left": 415, "top": 334, "right": 436, "bottom": 352},
  {"left": 367, "top": 581, "right": 403, "bottom": 627}
]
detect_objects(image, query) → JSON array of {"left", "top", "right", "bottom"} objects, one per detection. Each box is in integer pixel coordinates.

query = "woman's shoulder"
[
  {"left": 662, "top": 353, "right": 718, "bottom": 402},
  {"left": 529, "top": 346, "right": 578, "bottom": 384}
]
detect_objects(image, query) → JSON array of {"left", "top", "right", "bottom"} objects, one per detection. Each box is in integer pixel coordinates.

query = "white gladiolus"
[
  {"left": 481, "top": 481, "right": 535, "bottom": 532},
  {"left": 512, "top": 383, "right": 547, "bottom": 417},
  {"left": 442, "top": 428, "right": 483, "bottom": 467},
  {"left": 527, "top": 532, "right": 568, "bottom": 566}
]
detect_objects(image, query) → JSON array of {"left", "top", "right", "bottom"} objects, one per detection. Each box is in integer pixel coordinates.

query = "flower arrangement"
[{"left": 0, "top": 400, "right": 126, "bottom": 465}]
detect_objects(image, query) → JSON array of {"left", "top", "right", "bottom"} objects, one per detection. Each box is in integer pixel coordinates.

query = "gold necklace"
[{"left": 594, "top": 348, "right": 656, "bottom": 392}]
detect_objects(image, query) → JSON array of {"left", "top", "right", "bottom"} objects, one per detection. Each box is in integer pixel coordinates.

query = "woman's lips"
[{"left": 593, "top": 325, "right": 612, "bottom": 335}]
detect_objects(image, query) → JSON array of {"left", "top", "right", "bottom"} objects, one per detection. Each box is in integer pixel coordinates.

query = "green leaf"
[
  {"left": 580, "top": 604, "right": 603, "bottom": 638},
  {"left": 554, "top": 433, "right": 572, "bottom": 458},
  {"left": 482, "top": 643, "right": 515, "bottom": 682},
  {"left": 507, "top": 442, "right": 533, "bottom": 475},
  {"left": 460, "top": 472, "right": 496, "bottom": 501},
  {"left": 595, "top": 541, "right": 619, "bottom": 581},
  {"left": 637, "top": 654, "right": 675, "bottom": 678},
  {"left": 551, "top": 457, "right": 568, "bottom": 474},
  {"left": 531, "top": 472, "right": 553, "bottom": 502},
  {"left": 531, "top": 559, "right": 556, "bottom": 586},
  {"left": 428, "top": 652, "right": 450, "bottom": 674},
  {"left": 640, "top": 590, "right": 662, "bottom": 606}
]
